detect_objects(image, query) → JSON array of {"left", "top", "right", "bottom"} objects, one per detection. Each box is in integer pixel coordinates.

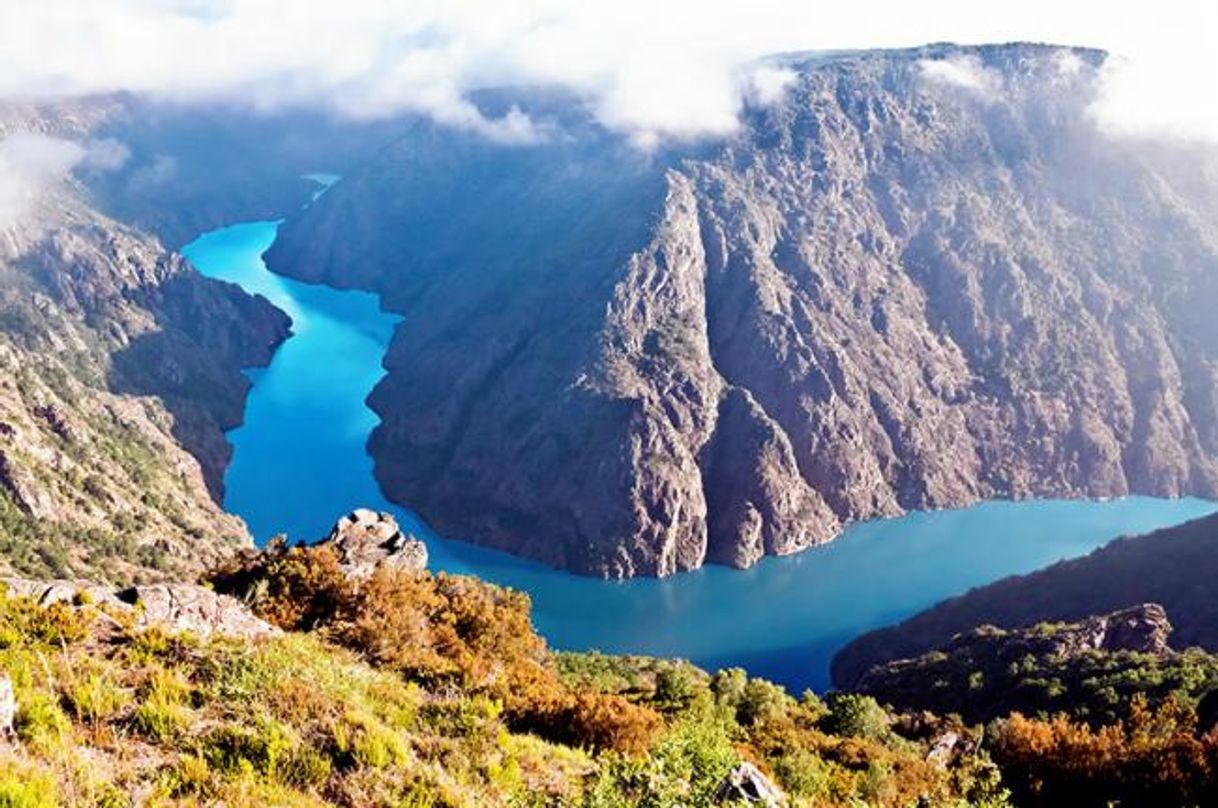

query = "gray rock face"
[
  {"left": 1083, "top": 603, "right": 1173, "bottom": 656},
  {"left": 1, "top": 578, "right": 278, "bottom": 639},
  {"left": 268, "top": 43, "right": 1218, "bottom": 577},
  {"left": 321, "top": 508, "right": 428, "bottom": 577},
  {"left": 715, "top": 762, "right": 786, "bottom": 807},
  {"left": 118, "top": 584, "right": 279, "bottom": 639}
]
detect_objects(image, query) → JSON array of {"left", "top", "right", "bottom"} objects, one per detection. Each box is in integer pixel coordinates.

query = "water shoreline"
[{"left": 182, "top": 206, "right": 1218, "bottom": 692}]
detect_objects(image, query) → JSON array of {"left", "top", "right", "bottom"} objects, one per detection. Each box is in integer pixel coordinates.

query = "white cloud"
[
  {"left": 918, "top": 55, "right": 1004, "bottom": 100},
  {"left": 0, "top": 134, "right": 86, "bottom": 227},
  {"left": 80, "top": 138, "right": 132, "bottom": 172},
  {"left": 128, "top": 154, "right": 179, "bottom": 191},
  {"left": 0, "top": 135, "right": 129, "bottom": 227},
  {"left": 0, "top": 1, "right": 1214, "bottom": 146},
  {"left": 746, "top": 65, "right": 798, "bottom": 107}
]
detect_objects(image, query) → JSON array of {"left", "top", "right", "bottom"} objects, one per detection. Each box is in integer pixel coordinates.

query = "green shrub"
[
  {"left": 132, "top": 669, "right": 192, "bottom": 742},
  {"left": 201, "top": 719, "right": 294, "bottom": 777},
  {"left": 652, "top": 664, "right": 701, "bottom": 713},
  {"left": 333, "top": 712, "right": 408, "bottom": 770},
  {"left": 278, "top": 745, "right": 333, "bottom": 789},
  {"left": 581, "top": 713, "right": 739, "bottom": 806},
  {"left": 15, "top": 691, "right": 70, "bottom": 751},
  {"left": 0, "top": 765, "right": 57, "bottom": 808},
  {"left": 737, "top": 678, "right": 794, "bottom": 726},
  {"left": 822, "top": 692, "right": 891, "bottom": 740},
  {"left": 64, "top": 671, "right": 129, "bottom": 723}
]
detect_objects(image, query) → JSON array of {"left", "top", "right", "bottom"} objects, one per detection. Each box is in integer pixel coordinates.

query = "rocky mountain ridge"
[{"left": 268, "top": 42, "right": 1218, "bottom": 577}]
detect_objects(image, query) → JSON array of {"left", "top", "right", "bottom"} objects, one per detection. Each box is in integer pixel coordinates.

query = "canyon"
[{"left": 268, "top": 43, "right": 1218, "bottom": 577}]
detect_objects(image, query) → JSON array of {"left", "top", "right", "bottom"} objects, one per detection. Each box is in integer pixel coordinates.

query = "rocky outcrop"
[
  {"left": 1, "top": 577, "right": 277, "bottom": 639},
  {"left": 118, "top": 583, "right": 279, "bottom": 639},
  {"left": 715, "top": 762, "right": 786, "bottom": 807},
  {"left": 268, "top": 43, "right": 1218, "bottom": 577},
  {"left": 321, "top": 508, "right": 427, "bottom": 577},
  {"left": 855, "top": 604, "right": 1172, "bottom": 697}
]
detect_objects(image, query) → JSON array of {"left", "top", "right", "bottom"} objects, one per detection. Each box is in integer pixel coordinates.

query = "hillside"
[
  {"left": 268, "top": 43, "right": 1218, "bottom": 577},
  {"left": 4, "top": 528, "right": 1218, "bottom": 806},
  {"left": 0, "top": 536, "right": 1011, "bottom": 808},
  {"left": 852, "top": 603, "right": 1218, "bottom": 725},
  {"left": 0, "top": 103, "right": 291, "bottom": 581},
  {"left": 831, "top": 511, "right": 1218, "bottom": 688}
]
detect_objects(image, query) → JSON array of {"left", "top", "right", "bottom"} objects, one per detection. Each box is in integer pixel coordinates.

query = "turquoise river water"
[{"left": 182, "top": 197, "right": 1218, "bottom": 691}]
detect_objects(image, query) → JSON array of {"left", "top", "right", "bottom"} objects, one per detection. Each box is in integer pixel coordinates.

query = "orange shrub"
[
  {"left": 210, "top": 543, "right": 665, "bottom": 756},
  {"left": 990, "top": 696, "right": 1218, "bottom": 806}
]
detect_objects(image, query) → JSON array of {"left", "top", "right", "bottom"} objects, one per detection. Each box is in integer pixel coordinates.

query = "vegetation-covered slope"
[
  {"left": 853, "top": 603, "right": 1218, "bottom": 725},
  {"left": 0, "top": 543, "right": 1012, "bottom": 807},
  {"left": 0, "top": 188, "right": 288, "bottom": 582},
  {"left": 0, "top": 101, "right": 309, "bottom": 583},
  {"left": 849, "top": 604, "right": 1218, "bottom": 806},
  {"left": 4, "top": 535, "right": 1218, "bottom": 806},
  {"left": 832, "top": 511, "right": 1218, "bottom": 687}
]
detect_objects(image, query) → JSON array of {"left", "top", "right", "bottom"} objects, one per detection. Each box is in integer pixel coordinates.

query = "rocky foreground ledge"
[
  {"left": 323, "top": 507, "right": 428, "bottom": 577},
  {"left": 0, "top": 508, "right": 428, "bottom": 641}
]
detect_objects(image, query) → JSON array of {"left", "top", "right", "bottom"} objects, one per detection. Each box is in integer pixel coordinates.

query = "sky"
[{"left": 0, "top": 1, "right": 1215, "bottom": 147}]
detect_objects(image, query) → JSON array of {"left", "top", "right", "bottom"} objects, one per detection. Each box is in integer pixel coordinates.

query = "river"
[{"left": 182, "top": 195, "right": 1218, "bottom": 691}]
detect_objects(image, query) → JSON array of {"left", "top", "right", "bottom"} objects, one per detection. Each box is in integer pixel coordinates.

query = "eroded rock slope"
[{"left": 268, "top": 44, "right": 1218, "bottom": 577}]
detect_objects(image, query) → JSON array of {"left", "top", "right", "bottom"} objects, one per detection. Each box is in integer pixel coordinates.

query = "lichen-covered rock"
[
  {"left": 321, "top": 508, "right": 427, "bottom": 577},
  {"left": 715, "top": 762, "right": 786, "bottom": 807},
  {"left": 2, "top": 577, "right": 116, "bottom": 607},
  {"left": 1, "top": 577, "right": 277, "bottom": 639},
  {"left": 118, "top": 583, "right": 279, "bottom": 639}
]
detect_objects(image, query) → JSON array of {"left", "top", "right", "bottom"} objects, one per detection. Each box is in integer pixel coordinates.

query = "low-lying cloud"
[
  {"left": 918, "top": 55, "right": 1004, "bottom": 100},
  {"left": 0, "top": 1, "right": 1214, "bottom": 147},
  {"left": 0, "top": 135, "right": 128, "bottom": 227}
]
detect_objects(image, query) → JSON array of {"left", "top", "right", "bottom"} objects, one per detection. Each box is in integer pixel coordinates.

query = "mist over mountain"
[{"left": 267, "top": 43, "right": 1218, "bottom": 577}]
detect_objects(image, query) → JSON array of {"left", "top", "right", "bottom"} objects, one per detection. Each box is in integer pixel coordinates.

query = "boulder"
[
  {"left": 715, "top": 762, "right": 785, "bottom": 807},
  {"left": 1092, "top": 604, "right": 1173, "bottom": 655},
  {"left": 1, "top": 578, "right": 278, "bottom": 640},
  {"left": 118, "top": 584, "right": 279, "bottom": 639},
  {"left": 2, "top": 578, "right": 117, "bottom": 607},
  {"left": 926, "top": 730, "right": 979, "bottom": 764},
  {"left": 322, "top": 509, "right": 428, "bottom": 577}
]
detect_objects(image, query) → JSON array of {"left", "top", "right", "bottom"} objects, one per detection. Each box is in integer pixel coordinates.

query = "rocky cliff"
[
  {"left": 268, "top": 43, "right": 1218, "bottom": 577},
  {"left": 0, "top": 104, "right": 290, "bottom": 582}
]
